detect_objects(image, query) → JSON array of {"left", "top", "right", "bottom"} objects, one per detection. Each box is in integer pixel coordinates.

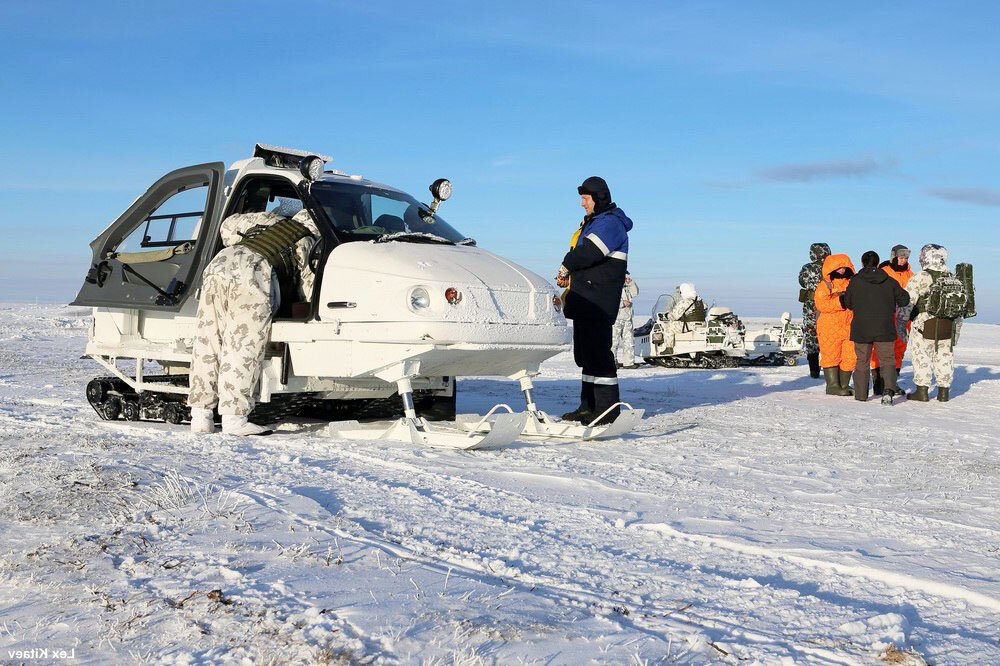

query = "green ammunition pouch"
[
  {"left": 236, "top": 219, "right": 313, "bottom": 310},
  {"left": 798, "top": 287, "right": 814, "bottom": 303},
  {"left": 680, "top": 298, "right": 706, "bottom": 323}
]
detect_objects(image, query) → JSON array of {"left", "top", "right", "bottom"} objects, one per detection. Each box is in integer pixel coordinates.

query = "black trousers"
[
  {"left": 572, "top": 318, "right": 619, "bottom": 413},
  {"left": 854, "top": 342, "right": 898, "bottom": 393}
]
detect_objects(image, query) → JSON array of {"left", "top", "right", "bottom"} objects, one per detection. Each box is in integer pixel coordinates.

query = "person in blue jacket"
[{"left": 555, "top": 176, "right": 634, "bottom": 425}]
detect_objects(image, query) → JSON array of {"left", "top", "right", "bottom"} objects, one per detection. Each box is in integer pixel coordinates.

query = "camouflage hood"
[
  {"left": 809, "top": 242, "right": 831, "bottom": 263},
  {"left": 919, "top": 244, "right": 948, "bottom": 271}
]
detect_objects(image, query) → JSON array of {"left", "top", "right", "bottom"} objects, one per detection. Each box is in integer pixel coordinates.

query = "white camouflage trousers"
[
  {"left": 188, "top": 247, "right": 274, "bottom": 415},
  {"left": 909, "top": 333, "right": 954, "bottom": 388},
  {"left": 663, "top": 320, "right": 688, "bottom": 350},
  {"left": 611, "top": 308, "right": 635, "bottom": 364}
]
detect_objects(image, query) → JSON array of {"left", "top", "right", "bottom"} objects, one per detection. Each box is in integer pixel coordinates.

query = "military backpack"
[{"left": 919, "top": 270, "right": 967, "bottom": 320}]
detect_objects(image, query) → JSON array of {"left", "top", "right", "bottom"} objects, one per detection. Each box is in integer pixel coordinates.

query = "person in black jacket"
[
  {"left": 555, "top": 177, "right": 634, "bottom": 425},
  {"left": 843, "top": 250, "right": 910, "bottom": 403}
]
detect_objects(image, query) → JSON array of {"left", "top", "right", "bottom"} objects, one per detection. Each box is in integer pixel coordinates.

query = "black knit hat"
[{"left": 577, "top": 176, "right": 613, "bottom": 213}]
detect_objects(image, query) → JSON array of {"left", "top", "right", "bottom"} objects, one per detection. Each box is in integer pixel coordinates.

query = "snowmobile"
[
  {"left": 741, "top": 313, "right": 804, "bottom": 366},
  {"left": 73, "top": 145, "right": 643, "bottom": 448},
  {"left": 633, "top": 295, "right": 802, "bottom": 368}
]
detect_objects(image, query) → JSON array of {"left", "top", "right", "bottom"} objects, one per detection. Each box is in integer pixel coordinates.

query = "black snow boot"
[
  {"left": 562, "top": 382, "right": 595, "bottom": 422},
  {"left": 907, "top": 386, "right": 930, "bottom": 402},
  {"left": 937, "top": 387, "right": 950, "bottom": 402},
  {"left": 807, "top": 353, "right": 821, "bottom": 379},
  {"left": 591, "top": 382, "right": 622, "bottom": 426},
  {"left": 838, "top": 369, "right": 854, "bottom": 397},
  {"left": 872, "top": 368, "right": 884, "bottom": 396}
]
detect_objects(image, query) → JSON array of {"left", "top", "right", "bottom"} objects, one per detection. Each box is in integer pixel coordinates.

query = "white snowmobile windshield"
[
  {"left": 652, "top": 294, "right": 677, "bottom": 319},
  {"left": 310, "top": 182, "right": 471, "bottom": 245}
]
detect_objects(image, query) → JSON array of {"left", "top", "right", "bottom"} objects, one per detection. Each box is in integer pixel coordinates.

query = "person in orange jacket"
[
  {"left": 814, "top": 253, "right": 857, "bottom": 395},
  {"left": 870, "top": 244, "right": 914, "bottom": 394}
]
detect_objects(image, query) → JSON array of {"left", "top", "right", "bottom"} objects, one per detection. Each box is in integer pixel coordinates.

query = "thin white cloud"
[
  {"left": 755, "top": 158, "right": 894, "bottom": 183},
  {"left": 926, "top": 187, "right": 1000, "bottom": 207}
]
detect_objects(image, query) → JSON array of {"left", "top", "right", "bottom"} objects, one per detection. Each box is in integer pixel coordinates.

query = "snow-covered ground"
[{"left": 1, "top": 304, "right": 998, "bottom": 665}]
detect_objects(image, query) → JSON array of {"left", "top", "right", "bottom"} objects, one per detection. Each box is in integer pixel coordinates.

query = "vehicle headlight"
[{"left": 409, "top": 287, "right": 431, "bottom": 311}]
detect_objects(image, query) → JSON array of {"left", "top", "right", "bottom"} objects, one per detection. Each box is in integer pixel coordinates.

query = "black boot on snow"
[
  {"left": 563, "top": 382, "right": 597, "bottom": 421},
  {"left": 591, "top": 382, "right": 622, "bottom": 426},
  {"left": 881, "top": 392, "right": 894, "bottom": 406},
  {"left": 561, "top": 407, "right": 594, "bottom": 422},
  {"left": 937, "top": 387, "right": 950, "bottom": 402},
  {"left": 590, "top": 408, "right": 621, "bottom": 426},
  {"left": 838, "top": 369, "right": 854, "bottom": 397},
  {"left": 823, "top": 367, "right": 841, "bottom": 395},
  {"left": 872, "top": 368, "right": 884, "bottom": 396},
  {"left": 807, "top": 353, "right": 821, "bottom": 379},
  {"left": 907, "top": 386, "right": 930, "bottom": 402}
]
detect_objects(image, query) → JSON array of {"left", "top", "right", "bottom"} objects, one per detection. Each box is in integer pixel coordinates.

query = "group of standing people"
[{"left": 798, "top": 242, "right": 968, "bottom": 404}]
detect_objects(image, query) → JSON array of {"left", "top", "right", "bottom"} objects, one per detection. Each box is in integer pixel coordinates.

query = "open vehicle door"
[{"left": 72, "top": 162, "right": 225, "bottom": 311}]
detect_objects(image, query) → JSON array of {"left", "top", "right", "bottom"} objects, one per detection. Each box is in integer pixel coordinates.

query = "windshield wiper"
[
  {"left": 458, "top": 237, "right": 476, "bottom": 246},
  {"left": 374, "top": 231, "right": 455, "bottom": 245}
]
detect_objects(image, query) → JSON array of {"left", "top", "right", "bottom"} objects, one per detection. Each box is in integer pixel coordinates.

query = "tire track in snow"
[{"left": 640, "top": 521, "right": 1000, "bottom": 613}]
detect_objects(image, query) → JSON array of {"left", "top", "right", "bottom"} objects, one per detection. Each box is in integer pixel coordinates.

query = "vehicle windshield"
[
  {"left": 652, "top": 293, "right": 677, "bottom": 319},
  {"left": 310, "top": 182, "right": 471, "bottom": 244}
]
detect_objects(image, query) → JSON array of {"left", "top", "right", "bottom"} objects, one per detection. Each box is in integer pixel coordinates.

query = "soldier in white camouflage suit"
[
  {"left": 663, "top": 283, "right": 701, "bottom": 349},
  {"left": 188, "top": 206, "right": 319, "bottom": 435},
  {"left": 798, "top": 242, "right": 831, "bottom": 378},
  {"left": 904, "top": 243, "right": 962, "bottom": 403},
  {"left": 611, "top": 274, "right": 639, "bottom": 368}
]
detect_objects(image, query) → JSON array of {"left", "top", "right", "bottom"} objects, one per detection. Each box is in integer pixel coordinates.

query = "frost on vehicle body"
[{"left": 72, "top": 145, "right": 634, "bottom": 447}]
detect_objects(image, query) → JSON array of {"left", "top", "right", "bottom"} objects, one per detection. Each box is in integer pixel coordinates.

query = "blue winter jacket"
[{"left": 562, "top": 207, "right": 633, "bottom": 321}]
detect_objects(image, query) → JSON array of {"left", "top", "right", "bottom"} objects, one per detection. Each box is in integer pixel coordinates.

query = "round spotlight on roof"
[
  {"left": 430, "top": 178, "right": 452, "bottom": 202},
  {"left": 299, "top": 155, "right": 324, "bottom": 182}
]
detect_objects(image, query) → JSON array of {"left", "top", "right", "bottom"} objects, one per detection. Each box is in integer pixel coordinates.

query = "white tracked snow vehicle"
[
  {"left": 73, "top": 145, "right": 643, "bottom": 448},
  {"left": 633, "top": 294, "right": 803, "bottom": 368}
]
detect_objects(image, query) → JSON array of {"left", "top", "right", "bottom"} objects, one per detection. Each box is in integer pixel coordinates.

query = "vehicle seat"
[{"left": 374, "top": 214, "right": 405, "bottom": 233}]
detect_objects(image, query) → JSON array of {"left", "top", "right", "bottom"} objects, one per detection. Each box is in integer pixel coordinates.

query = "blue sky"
[{"left": 1, "top": 1, "right": 997, "bottom": 320}]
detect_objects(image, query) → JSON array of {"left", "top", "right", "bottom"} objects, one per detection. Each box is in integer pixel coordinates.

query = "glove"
[
  {"left": 554, "top": 266, "right": 569, "bottom": 288},
  {"left": 896, "top": 317, "right": 908, "bottom": 343}
]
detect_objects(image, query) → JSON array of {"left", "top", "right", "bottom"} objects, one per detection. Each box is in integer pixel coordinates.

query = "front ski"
[
  {"left": 327, "top": 409, "right": 528, "bottom": 450},
  {"left": 459, "top": 402, "right": 644, "bottom": 441}
]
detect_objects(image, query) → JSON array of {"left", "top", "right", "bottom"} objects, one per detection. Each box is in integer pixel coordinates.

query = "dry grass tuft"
[{"left": 880, "top": 643, "right": 928, "bottom": 665}]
